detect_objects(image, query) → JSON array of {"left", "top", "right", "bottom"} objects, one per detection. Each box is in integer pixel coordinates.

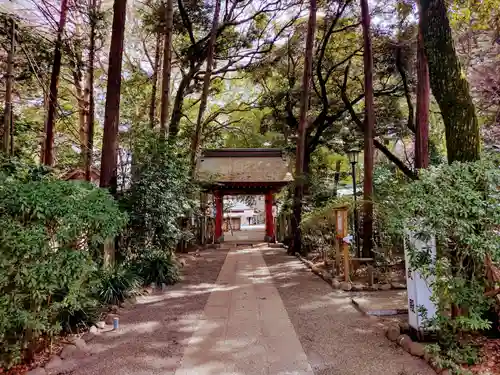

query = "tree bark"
[
  {"left": 85, "top": 0, "right": 98, "bottom": 181},
  {"left": 415, "top": 0, "right": 430, "bottom": 169},
  {"left": 420, "top": 0, "right": 480, "bottom": 163},
  {"left": 169, "top": 65, "right": 198, "bottom": 138},
  {"left": 2, "top": 17, "right": 15, "bottom": 155},
  {"left": 43, "top": 0, "right": 69, "bottom": 166},
  {"left": 290, "top": 0, "right": 317, "bottom": 255},
  {"left": 360, "top": 0, "right": 375, "bottom": 258},
  {"left": 100, "top": 0, "right": 127, "bottom": 191},
  {"left": 159, "top": 0, "right": 174, "bottom": 136},
  {"left": 149, "top": 31, "right": 162, "bottom": 129},
  {"left": 190, "top": 0, "right": 221, "bottom": 174}
]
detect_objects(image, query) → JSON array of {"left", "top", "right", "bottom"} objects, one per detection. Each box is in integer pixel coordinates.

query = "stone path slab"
[
  {"left": 352, "top": 290, "right": 409, "bottom": 316},
  {"left": 175, "top": 246, "right": 314, "bottom": 375}
]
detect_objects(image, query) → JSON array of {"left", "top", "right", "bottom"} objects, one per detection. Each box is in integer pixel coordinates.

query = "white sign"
[
  {"left": 404, "top": 230, "right": 437, "bottom": 333},
  {"left": 336, "top": 212, "right": 343, "bottom": 235}
]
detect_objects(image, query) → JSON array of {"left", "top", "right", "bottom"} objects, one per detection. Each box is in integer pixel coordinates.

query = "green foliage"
[
  {"left": 382, "top": 159, "right": 500, "bottom": 364},
  {"left": 0, "top": 168, "right": 127, "bottom": 367},
  {"left": 121, "top": 135, "right": 196, "bottom": 254},
  {"left": 300, "top": 196, "right": 354, "bottom": 254},
  {"left": 132, "top": 250, "right": 180, "bottom": 286},
  {"left": 96, "top": 266, "right": 143, "bottom": 306}
]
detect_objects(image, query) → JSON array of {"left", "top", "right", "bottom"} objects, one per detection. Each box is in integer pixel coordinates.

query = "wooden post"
[
  {"left": 214, "top": 191, "right": 223, "bottom": 243},
  {"left": 265, "top": 191, "right": 275, "bottom": 242},
  {"left": 336, "top": 208, "right": 350, "bottom": 281}
]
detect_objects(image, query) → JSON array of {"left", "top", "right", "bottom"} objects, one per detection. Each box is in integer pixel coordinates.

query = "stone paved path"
[
  {"left": 175, "top": 246, "right": 314, "bottom": 375},
  {"left": 69, "top": 245, "right": 434, "bottom": 375}
]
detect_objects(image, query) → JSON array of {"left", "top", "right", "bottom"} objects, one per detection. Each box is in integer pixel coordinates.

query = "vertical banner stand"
[{"left": 404, "top": 228, "right": 437, "bottom": 340}]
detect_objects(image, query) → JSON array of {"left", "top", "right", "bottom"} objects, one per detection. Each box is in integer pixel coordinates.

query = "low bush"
[
  {"left": 132, "top": 250, "right": 180, "bottom": 286},
  {"left": 0, "top": 172, "right": 127, "bottom": 368},
  {"left": 96, "top": 266, "right": 143, "bottom": 305}
]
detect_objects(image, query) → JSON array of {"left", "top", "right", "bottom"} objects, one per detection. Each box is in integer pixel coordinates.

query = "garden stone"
[
  {"left": 89, "top": 325, "right": 98, "bottom": 334},
  {"left": 386, "top": 325, "right": 400, "bottom": 342},
  {"left": 398, "top": 321, "right": 410, "bottom": 333},
  {"left": 44, "top": 355, "right": 63, "bottom": 370},
  {"left": 368, "top": 284, "right": 379, "bottom": 291},
  {"left": 380, "top": 283, "right": 392, "bottom": 291},
  {"left": 352, "top": 283, "right": 365, "bottom": 291},
  {"left": 332, "top": 279, "right": 341, "bottom": 289},
  {"left": 391, "top": 282, "right": 406, "bottom": 289},
  {"left": 340, "top": 282, "right": 352, "bottom": 291},
  {"left": 409, "top": 342, "right": 425, "bottom": 357},
  {"left": 27, "top": 368, "right": 46, "bottom": 375},
  {"left": 60, "top": 344, "right": 77, "bottom": 359},
  {"left": 397, "top": 334, "right": 412, "bottom": 351},
  {"left": 96, "top": 321, "right": 106, "bottom": 329}
]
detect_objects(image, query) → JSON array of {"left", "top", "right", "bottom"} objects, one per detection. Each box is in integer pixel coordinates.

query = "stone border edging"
[
  {"left": 26, "top": 299, "right": 136, "bottom": 375},
  {"left": 385, "top": 324, "right": 450, "bottom": 375},
  {"left": 295, "top": 254, "right": 407, "bottom": 292}
]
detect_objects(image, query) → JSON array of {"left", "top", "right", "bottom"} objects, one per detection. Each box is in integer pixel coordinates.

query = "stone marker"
[{"left": 96, "top": 321, "right": 106, "bottom": 329}]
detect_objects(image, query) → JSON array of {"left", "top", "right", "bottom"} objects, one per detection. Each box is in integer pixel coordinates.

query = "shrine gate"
[{"left": 196, "top": 148, "right": 292, "bottom": 243}]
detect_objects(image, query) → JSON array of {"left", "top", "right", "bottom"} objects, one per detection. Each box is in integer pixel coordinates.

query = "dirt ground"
[{"left": 262, "top": 247, "right": 434, "bottom": 375}]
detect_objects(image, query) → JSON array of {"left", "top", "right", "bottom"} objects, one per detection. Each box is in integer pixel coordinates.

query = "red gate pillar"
[
  {"left": 265, "top": 191, "right": 275, "bottom": 242},
  {"left": 215, "top": 191, "right": 224, "bottom": 243}
]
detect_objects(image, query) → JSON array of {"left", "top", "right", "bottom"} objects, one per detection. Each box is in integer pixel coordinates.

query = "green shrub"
[
  {"left": 0, "top": 175, "right": 127, "bottom": 368},
  {"left": 300, "top": 196, "right": 354, "bottom": 254},
  {"left": 96, "top": 266, "right": 143, "bottom": 305},
  {"left": 384, "top": 159, "right": 500, "bottom": 362},
  {"left": 132, "top": 250, "right": 180, "bottom": 286}
]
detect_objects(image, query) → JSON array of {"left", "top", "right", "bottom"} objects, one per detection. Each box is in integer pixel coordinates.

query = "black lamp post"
[{"left": 347, "top": 149, "right": 361, "bottom": 258}]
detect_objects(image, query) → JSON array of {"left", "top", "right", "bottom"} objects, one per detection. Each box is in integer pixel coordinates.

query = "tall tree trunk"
[
  {"left": 415, "top": 1, "right": 430, "bottom": 170},
  {"left": 43, "top": 0, "right": 69, "bottom": 166},
  {"left": 72, "top": 67, "right": 88, "bottom": 165},
  {"left": 190, "top": 0, "right": 221, "bottom": 174},
  {"left": 2, "top": 17, "right": 15, "bottom": 155},
  {"left": 290, "top": 0, "right": 317, "bottom": 255},
  {"left": 169, "top": 66, "right": 197, "bottom": 138},
  {"left": 360, "top": 0, "right": 375, "bottom": 258},
  {"left": 149, "top": 31, "right": 162, "bottom": 129},
  {"left": 159, "top": 0, "right": 174, "bottom": 136},
  {"left": 420, "top": 0, "right": 480, "bottom": 163},
  {"left": 85, "top": 0, "right": 98, "bottom": 181},
  {"left": 100, "top": 0, "right": 127, "bottom": 191}
]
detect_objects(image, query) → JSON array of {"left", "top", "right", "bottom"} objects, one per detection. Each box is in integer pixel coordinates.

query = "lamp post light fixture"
[{"left": 347, "top": 149, "right": 361, "bottom": 258}]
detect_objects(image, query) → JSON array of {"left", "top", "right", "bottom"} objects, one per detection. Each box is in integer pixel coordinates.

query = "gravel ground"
[
  {"left": 261, "top": 247, "right": 435, "bottom": 375},
  {"left": 71, "top": 248, "right": 229, "bottom": 375}
]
